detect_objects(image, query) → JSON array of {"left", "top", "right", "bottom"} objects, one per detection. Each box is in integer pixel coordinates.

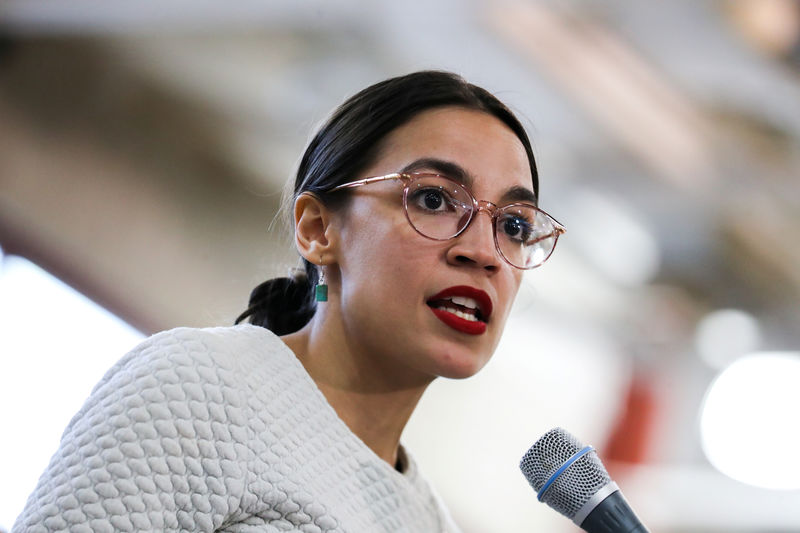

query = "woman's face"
[{"left": 330, "top": 106, "right": 533, "bottom": 382}]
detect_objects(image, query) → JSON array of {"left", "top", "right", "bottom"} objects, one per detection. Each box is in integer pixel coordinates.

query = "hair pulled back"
[{"left": 236, "top": 70, "right": 539, "bottom": 334}]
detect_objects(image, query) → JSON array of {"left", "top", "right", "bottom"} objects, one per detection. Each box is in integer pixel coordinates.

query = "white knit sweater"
[{"left": 13, "top": 325, "right": 460, "bottom": 532}]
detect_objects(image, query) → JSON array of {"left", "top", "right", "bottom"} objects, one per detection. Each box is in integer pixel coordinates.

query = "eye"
[
  {"left": 409, "top": 187, "right": 458, "bottom": 213},
  {"left": 423, "top": 190, "right": 444, "bottom": 210},
  {"left": 500, "top": 213, "right": 534, "bottom": 243}
]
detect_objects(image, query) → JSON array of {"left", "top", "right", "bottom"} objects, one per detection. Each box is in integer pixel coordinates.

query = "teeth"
[
  {"left": 440, "top": 306, "right": 478, "bottom": 322},
  {"left": 449, "top": 296, "right": 479, "bottom": 310}
]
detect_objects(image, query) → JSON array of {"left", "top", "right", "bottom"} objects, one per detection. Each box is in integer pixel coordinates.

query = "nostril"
[{"left": 455, "top": 255, "right": 498, "bottom": 272}]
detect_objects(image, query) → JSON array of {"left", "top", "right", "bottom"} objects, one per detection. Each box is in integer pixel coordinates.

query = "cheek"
[
  {"left": 340, "top": 237, "right": 446, "bottom": 322},
  {"left": 360, "top": 240, "right": 441, "bottom": 290},
  {"left": 497, "top": 273, "right": 524, "bottom": 319},
  {"left": 511, "top": 271, "right": 524, "bottom": 294},
  {"left": 340, "top": 202, "right": 437, "bottom": 273}
]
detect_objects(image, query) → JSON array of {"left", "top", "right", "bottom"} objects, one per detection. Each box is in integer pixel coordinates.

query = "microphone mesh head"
[{"left": 519, "top": 427, "right": 612, "bottom": 519}]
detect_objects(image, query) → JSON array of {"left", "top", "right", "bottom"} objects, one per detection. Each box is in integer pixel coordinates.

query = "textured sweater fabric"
[{"left": 13, "top": 325, "right": 460, "bottom": 532}]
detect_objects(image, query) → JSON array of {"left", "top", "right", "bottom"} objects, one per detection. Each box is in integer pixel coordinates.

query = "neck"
[
  {"left": 281, "top": 312, "right": 432, "bottom": 468},
  {"left": 315, "top": 379, "right": 425, "bottom": 468}
]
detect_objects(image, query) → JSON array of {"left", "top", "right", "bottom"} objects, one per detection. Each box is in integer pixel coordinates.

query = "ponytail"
[{"left": 235, "top": 261, "right": 318, "bottom": 335}]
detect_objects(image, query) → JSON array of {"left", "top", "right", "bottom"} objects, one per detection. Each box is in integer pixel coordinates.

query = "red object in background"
[{"left": 603, "top": 371, "right": 659, "bottom": 472}]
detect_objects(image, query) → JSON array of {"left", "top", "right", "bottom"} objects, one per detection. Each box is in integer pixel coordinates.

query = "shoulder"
[
  {"left": 117, "top": 324, "right": 285, "bottom": 369},
  {"left": 89, "top": 324, "right": 294, "bottom": 400},
  {"left": 62, "top": 324, "right": 299, "bottom": 440},
  {"left": 134, "top": 323, "right": 283, "bottom": 358}
]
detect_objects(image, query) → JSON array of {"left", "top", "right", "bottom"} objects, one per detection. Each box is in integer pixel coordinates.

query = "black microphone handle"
[{"left": 579, "top": 490, "right": 650, "bottom": 533}]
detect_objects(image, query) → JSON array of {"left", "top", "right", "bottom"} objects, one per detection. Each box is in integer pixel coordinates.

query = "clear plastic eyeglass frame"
[{"left": 329, "top": 172, "right": 566, "bottom": 269}]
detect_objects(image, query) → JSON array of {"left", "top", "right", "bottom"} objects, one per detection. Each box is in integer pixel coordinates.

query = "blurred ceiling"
[{"left": 2, "top": 1, "right": 800, "bottom": 531}]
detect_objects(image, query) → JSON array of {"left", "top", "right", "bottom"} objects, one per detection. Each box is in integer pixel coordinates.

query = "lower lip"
[{"left": 430, "top": 307, "right": 487, "bottom": 335}]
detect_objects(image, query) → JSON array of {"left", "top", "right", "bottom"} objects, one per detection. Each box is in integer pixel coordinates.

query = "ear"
[{"left": 293, "top": 192, "right": 338, "bottom": 264}]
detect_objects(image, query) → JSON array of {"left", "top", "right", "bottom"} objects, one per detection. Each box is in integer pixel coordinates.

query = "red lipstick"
[{"left": 426, "top": 285, "right": 493, "bottom": 336}]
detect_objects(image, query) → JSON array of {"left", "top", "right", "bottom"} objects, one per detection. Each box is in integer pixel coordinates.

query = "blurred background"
[{"left": 2, "top": 0, "right": 800, "bottom": 531}]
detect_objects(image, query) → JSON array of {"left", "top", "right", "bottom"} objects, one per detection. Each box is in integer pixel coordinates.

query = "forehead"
[{"left": 365, "top": 107, "right": 535, "bottom": 200}]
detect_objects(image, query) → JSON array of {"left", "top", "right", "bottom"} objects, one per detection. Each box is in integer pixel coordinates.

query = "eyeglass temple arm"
[
  {"left": 548, "top": 219, "right": 567, "bottom": 235},
  {"left": 329, "top": 173, "right": 405, "bottom": 192},
  {"left": 525, "top": 225, "right": 567, "bottom": 246}
]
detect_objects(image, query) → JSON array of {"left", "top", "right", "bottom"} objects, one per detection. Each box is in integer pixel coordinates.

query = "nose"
[{"left": 445, "top": 209, "right": 502, "bottom": 272}]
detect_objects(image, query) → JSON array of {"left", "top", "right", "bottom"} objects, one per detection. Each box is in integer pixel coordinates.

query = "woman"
[{"left": 13, "top": 71, "right": 564, "bottom": 532}]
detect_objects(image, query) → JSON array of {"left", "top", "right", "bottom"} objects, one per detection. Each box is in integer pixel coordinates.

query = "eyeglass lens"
[{"left": 403, "top": 175, "right": 559, "bottom": 269}]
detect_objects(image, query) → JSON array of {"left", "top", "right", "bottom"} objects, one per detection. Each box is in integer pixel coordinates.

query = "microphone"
[{"left": 519, "top": 427, "right": 650, "bottom": 533}]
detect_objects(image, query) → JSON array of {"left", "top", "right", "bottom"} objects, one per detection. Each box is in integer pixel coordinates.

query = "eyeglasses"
[{"left": 329, "top": 172, "right": 565, "bottom": 269}]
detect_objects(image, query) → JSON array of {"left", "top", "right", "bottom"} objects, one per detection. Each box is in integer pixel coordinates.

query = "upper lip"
[{"left": 426, "top": 285, "right": 493, "bottom": 322}]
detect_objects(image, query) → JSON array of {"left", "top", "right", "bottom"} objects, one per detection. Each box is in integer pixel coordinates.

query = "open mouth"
[
  {"left": 426, "top": 286, "right": 492, "bottom": 335},
  {"left": 426, "top": 296, "right": 487, "bottom": 323}
]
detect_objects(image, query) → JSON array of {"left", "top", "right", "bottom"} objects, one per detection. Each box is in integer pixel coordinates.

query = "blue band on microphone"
[{"left": 537, "top": 445, "right": 594, "bottom": 502}]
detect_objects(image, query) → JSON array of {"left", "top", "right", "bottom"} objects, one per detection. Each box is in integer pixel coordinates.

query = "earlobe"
[{"left": 293, "top": 192, "right": 337, "bottom": 263}]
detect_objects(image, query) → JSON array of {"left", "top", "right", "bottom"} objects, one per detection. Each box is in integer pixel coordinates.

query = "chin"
[{"left": 432, "top": 349, "right": 493, "bottom": 380}]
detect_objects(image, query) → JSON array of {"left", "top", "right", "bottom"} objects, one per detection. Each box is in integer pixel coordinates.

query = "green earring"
[{"left": 315, "top": 265, "right": 328, "bottom": 302}]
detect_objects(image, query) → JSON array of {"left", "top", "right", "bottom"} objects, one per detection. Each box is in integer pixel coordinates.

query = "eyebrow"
[
  {"left": 401, "top": 158, "right": 472, "bottom": 186},
  {"left": 400, "top": 157, "right": 538, "bottom": 205}
]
